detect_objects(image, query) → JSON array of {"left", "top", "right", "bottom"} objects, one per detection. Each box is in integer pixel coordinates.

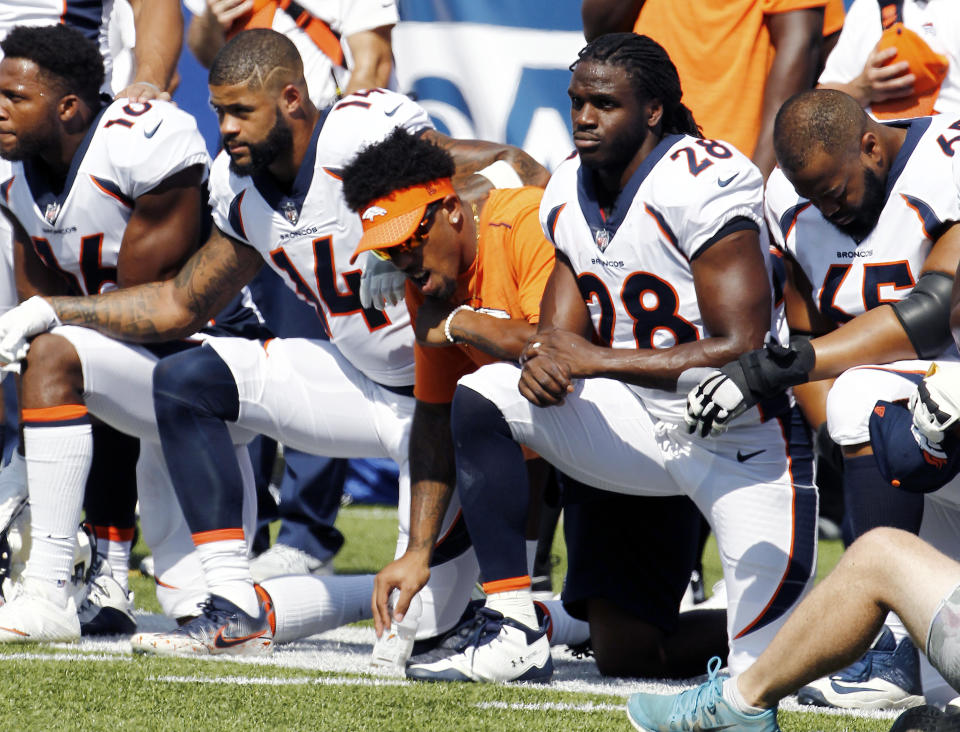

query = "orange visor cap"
[{"left": 350, "top": 178, "right": 455, "bottom": 263}]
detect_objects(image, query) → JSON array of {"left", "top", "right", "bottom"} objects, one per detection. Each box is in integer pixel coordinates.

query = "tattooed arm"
[
  {"left": 371, "top": 399, "right": 455, "bottom": 635},
  {"left": 422, "top": 130, "right": 551, "bottom": 189},
  {"left": 47, "top": 227, "right": 264, "bottom": 342}
]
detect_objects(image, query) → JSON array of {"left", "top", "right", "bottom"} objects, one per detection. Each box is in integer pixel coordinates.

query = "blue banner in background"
[
  {"left": 397, "top": 0, "right": 583, "bottom": 31},
  {"left": 393, "top": 0, "right": 584, "bottom": 170},
  {"left": 176, "top": 1, "right": 586, "bottom": 169}
]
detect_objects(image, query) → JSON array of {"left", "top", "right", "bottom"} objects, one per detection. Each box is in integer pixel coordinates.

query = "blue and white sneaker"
[
  {"left": 797, "top": 626, "right": 924, "bottom": 711},
  {"left": 626, "top": 657, "right": 780, "bottom": 732},
  {"left": 132, "top": 585, "right": 275, "bottom": 657},
  {"left": 406, "top": 607, "right": 552, "bottom": 683}
]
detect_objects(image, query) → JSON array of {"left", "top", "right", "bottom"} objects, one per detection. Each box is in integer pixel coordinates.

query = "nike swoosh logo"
[
  {"left": 830, "top": 680, "right": 884, "bottom": 695},
  {"left": 213, "top": 626, "right": 267, "bottom": 648},
  {"left": 143, "top": 120, "right": 162, "bottom": 138},
  {"left": 718, "top": 173, "right": 738, "bottom": 187},
  {"left": 736, "top": 449, "right": 765, "bottom": 462},
  {"left": 384, "top": 103, "right": 403, "bottom": 116},
  {"left": 0, "top": 626, "right": 29, "bottom": 636}
]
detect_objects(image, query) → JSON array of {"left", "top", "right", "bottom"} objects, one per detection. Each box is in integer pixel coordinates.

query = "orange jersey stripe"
[
  {"left": 21, "top": 405, "right": 88, "bottom": 422},
  {"left": 192, "top": 528, "right": 245, "bottom": 544},
  {"left": 482, "top": 575, "right": 531, "bottom": 594}
]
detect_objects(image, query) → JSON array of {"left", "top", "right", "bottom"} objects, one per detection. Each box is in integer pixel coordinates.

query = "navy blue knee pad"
[
  {"left": 451, "top": 384, "right": 529, "bottom": 584},
  {"left": 153, "top": 345, "right": 244, "bottom": 533}
]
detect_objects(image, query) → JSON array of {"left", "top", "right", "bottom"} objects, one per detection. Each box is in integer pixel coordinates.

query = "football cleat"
[
  {"left": 888, "top": 704, "right": 951, "bottom": 732},
  {"left": 797, "top": 626, "right": 924, "bottom": 711},
  {"left": 626, "top": 657, "right": 781, "bottom": 731},
  {"left": 406, "top": 606, "right": 552, "bottom": 683},
  {"left": 77, "top": 557, "right": 136, "bottom": 636},
  {"left": 249, "top": 543, "right": 333, "bottom": 583},
  {"left": 0, "top": 577, "right": 80, "bottom": 642},
  {"left": 131, "top": 585, "right": 275, "bottom": 656},
  {"left": 0, "top": 511, "right": 94, "bottom": 606},
  {"left": 405, "top": 600, "right": 486, "bottom": 667}
]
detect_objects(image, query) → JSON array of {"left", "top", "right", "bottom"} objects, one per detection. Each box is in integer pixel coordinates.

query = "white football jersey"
[
  {"left": 767, "top": 115, "right": 960, "bottom": 360},
  {"left": 0, "top": 0, "right": 116, "bottom": 94},
  {"left": 0, "top": 98, "right": 209, "bottom": 296},
  {"left": 540, "top": 134, "right": 772, "bottom": 423},
  {"left": 210, "top": 89, "right": 432, "bottom": 387}
]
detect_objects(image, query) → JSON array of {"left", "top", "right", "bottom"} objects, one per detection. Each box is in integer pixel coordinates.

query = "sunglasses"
[{"left": 370, "top": 200, "right": 442, "bottom": 261}]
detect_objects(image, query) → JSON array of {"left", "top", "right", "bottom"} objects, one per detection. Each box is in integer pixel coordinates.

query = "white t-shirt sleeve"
[
  {"left": 818, "top": 0, "right": 882, "bottom": 85},
  {"left": 297, "top": 0, "right": 398, "bottom": 36}
]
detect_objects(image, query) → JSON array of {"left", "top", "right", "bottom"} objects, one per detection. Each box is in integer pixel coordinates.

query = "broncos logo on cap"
[{"left": 362, "top": 205, "right": 388, "bottom": 222}]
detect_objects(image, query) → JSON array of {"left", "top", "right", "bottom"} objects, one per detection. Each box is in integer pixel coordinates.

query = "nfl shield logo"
[
  {"left": 44, "top": 202, "right": 60, "bottom": 225},
  {"left": 282, "top": 200, "right": 299, "bottom": 226},
  {"left": 595, "top": 227, "right": 610, "bottom": 252}
]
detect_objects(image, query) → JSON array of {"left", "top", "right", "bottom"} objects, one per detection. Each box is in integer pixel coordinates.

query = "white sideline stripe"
[
  {"left": 0, "top": 652, "right": 127, "bottom": 662},
  {"left": 476, "top": 701, "right": 621, "bottom": 713},
  {"left": 156, "top": 674, "right": 411, "bottom": 687}
]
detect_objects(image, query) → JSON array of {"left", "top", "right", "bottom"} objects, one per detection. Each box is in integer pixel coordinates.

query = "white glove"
[
  {"left": 911, "top": 362, "right": 960, "bottom": 445},
  {"left": 0, "top": 296, "right": 60, "bottom": 367},
  {"left": 359, "top": 254, "right": 406, "bottom": 311},
  {"left": 683, "top": 368, "right": 751, "bottom": 437}
]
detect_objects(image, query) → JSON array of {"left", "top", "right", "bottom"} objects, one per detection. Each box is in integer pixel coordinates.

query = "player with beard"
[
  {"left": 0, "top": 23, "right": 264, "bottom": 640},
  {"left": 0, "top": 28, "right": 552, "bottom": 655},
  {"left": 684, "top": 88, "right": 960, "bottom": 707}
]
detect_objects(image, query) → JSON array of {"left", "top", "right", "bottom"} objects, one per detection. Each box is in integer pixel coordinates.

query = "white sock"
[
  {"left": 526, "top": 540, "right": 537, "bottom": 576},
  {"left": 23, "top": 419, "right": 92, "bottom": 588},
  {"left": 263, "top": 574, "right": 374, "bottom": 643},
  {"left": 535, "top": 599, "right": 589, "bottom": 646},
  {"left": 194, "top": 537, "right": 259, "bottom": 616},
  {"left": 722, "top": 677, "right": 768, "bottom": 716},
  {"left": 485, "top": 588, "right": 538, "bottom": 629},
  {"left": 96, "top": 535, "right": 132, "bottom": 594},
  {"left": 885, "top": 614, "right": 909, "bottom": 643}
]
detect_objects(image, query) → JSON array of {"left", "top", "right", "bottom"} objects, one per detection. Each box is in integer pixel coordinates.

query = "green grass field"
[{"left": 0, "top": 505, "right": 893, "bottom": 732}]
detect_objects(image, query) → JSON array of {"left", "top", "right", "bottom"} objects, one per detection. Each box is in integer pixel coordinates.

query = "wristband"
[
  {"left": 475, "top": 160, "right": 523, "bottom": 189},
  {"left": 444, "top": 305, "right": 474, "bottom": 344},
  {"left": 132, "top": 81, "right": 163, "bottom": 93}
]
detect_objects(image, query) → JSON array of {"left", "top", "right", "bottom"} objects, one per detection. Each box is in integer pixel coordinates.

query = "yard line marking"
[
  {"left": 477, "top": 701, "right": 622, "bottom": 713},
  {"left": 0, "top": 652, "right": 128, "bottom": 662},
  {"left": 155, "top": 674, "right": 412, "bottom": 688}
]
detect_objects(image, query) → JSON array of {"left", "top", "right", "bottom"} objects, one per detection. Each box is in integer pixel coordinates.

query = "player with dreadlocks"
[{"left": 388, "top": 33, "right": 818, "bottom": 684}]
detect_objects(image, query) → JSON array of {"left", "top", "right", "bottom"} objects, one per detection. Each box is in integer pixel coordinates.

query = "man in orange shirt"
[
  {"left": 582, "top": 0, "right": 839, "bottom": 177},
  {"left": 343, "top": 129, "right": 556, "bottom": 638}
]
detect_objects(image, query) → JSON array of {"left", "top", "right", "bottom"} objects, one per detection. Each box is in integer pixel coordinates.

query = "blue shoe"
[
  {"left": 797, "top": 626, "right": 924, "bottom": 711},
  {"left": 406, "top": 607, "right": 552, "bottom": 683},
  {"left": 626, "top": 657, "right": 780, "bottom": 731},
  {"left": 131, "top": 585, "right": 275, "bottom": 656}
]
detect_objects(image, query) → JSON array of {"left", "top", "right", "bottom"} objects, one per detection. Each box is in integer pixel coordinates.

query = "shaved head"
[
  {"left": 209, "top": 28, "right": 304, "bottom": 94},
  {"left": 774, "top": 89, "right": 868, "bottom": 174}
]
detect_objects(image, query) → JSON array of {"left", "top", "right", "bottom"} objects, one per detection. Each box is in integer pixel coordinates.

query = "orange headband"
[{"left": 350, "top": 178, "right": 455, "bottom": 263}]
